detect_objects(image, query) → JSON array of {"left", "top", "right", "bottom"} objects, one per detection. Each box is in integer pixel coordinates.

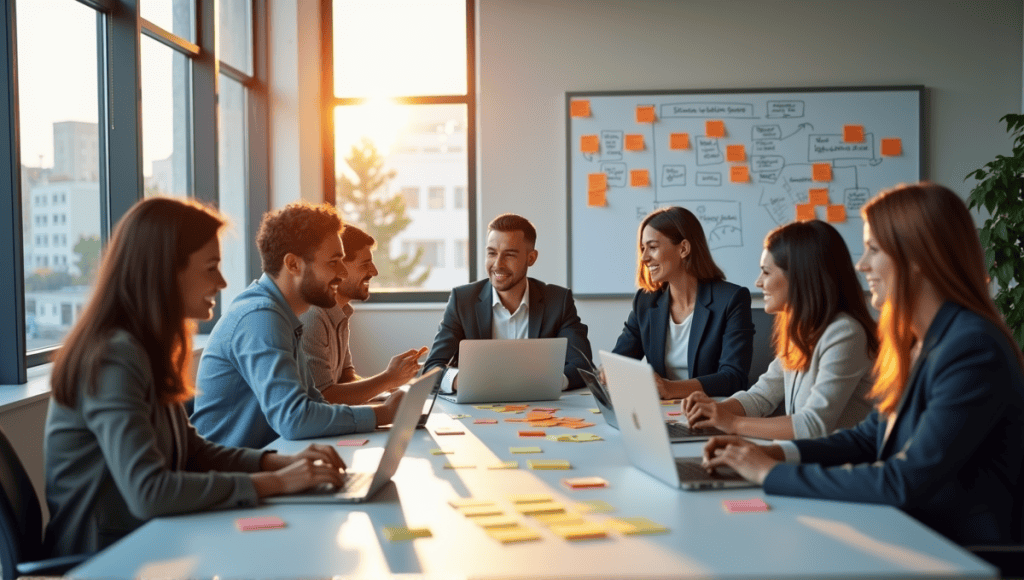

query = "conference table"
[{"left": 70, "top": 391, "right": 996, "bottom": 579}]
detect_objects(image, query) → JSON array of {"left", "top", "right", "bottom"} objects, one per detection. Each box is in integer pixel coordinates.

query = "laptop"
[
  {"left": 265, "top": 367, "right": 440, "bottom": 504},
  {"left": 416, "top": 366, "right": 445, "bottom": 428},
  {"left": 440, "top": 338, "right": 567, "bottom": 404},
  {"left": 600, "top": 350, "right": 757, "bottom": 491}
]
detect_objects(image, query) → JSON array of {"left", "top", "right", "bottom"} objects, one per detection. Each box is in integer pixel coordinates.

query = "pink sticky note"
[
  {"left": 474, "top": 419, "right": 498, "bottom": 424},
  {"left": 723, "top": 499, "right": 769, "bottom": 513},
  {"left": 336, "top": 439, "right": 369, "bottom": 446},
  {"left": 237, "top": 516, "right": 286, "bottom": 531},
  {"left": 666, "top": 411, "right": 682, "bottom": 416}
]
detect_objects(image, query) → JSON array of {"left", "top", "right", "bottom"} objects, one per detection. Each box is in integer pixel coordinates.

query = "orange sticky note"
[
  {"left": 808, "top": 188, "right": 829, "bottom": 206},
  {"left": 570, "top": 100, "right": 591, "bottom": 117},
  {"left": 812, "top": 163, "right": 832, "bottom": 182},
  {"left": 630, "top": 169, "right": 650, "bottom": 187},
  {"left": 580, "top": 135, "right": 599, "bottom": 153},
  {"left": 636, "top": 105, "right": 656, "bottom": 123},
  {"left": 587, "top": 189, "right": 606, "bottom": 207},
  {"left": 587, "top": 173, "right": 607, "bottom": 192},
  {"left": 726, "top": 144, "right": 746, "bottom": 162},
  {"left": 796, "top": 203, "right": 816, "bottom": 221},
  {"left": 705, "top": 120, "right": 725, "bottom": 138},
  {"left": 881, "top": 138, "right": 902, "bottom": 156},
  {"left": 625, "top": 134, "right": 645, "bottom": 151},
  {"left": 729, "top": 165, "right": 749, "bottom": 183},
  {"left": 843, "top": 125, "right": 864, "bottom": 143},
  {"left": 670, "top": 133, "right": 690, "bottom": 150},
  {"left": 827, "top": 204, "right": 847, "bottom": 223}
]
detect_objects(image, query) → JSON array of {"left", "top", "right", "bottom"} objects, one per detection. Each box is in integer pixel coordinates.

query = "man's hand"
[
  {"left": 383, "top": 347, "right": 428, "bottom": 388},
  {"left": 253, "top": 443, "right": 347, "bottom": 497},
  {"left": 701, "top": 436, "right": 782, "bottom": 485},
  {"left": 371, "top": 389, "right": 406, "bottom": 427}
]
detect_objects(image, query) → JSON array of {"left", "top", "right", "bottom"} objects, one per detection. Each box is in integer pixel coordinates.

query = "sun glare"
[{"left": 334, "top": 99, "right": 409, "bottom": 159}]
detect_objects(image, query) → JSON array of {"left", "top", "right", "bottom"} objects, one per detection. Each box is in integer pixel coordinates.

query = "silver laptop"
[
  {"left": 265, "top": 367, "right": 440, "bottom": 504},
  {"left": 441, "top": 338, "right": 566, "bottom": 404},
  {"left": 600, "top": 350, "right": 756, "bottom": 491}
]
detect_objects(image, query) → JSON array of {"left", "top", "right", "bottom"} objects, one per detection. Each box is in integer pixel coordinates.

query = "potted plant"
[{"left": 966, "top": 113, "right": 1024, "bottom": 349}]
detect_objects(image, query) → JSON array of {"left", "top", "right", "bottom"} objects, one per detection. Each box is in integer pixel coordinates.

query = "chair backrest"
[
  {"left": 0, "top": 425, "right": 44, "bottom": 579},
  {"left": 748, "top": 308, "right": 775, "bottom": 387}
]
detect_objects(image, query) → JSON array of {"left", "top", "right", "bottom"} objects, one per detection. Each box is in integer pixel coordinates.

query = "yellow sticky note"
[
  {"left": 587, "top": 189, "right": 607, "bottom": 208},
  {"left": 551, "top": 521, "right": 608, "bottom": 540},
  {"left": 796, "top": 203, "right": 816, "bottom": 221},
  {"left": 625, "top": 134, "right": 645, "bottom": 151},
  {"left": 580, "top": 135, "right": 599, "bottom": 153},
  {"left": 487, "top": 461, "right": 519, "bottom": 470},
  {"left": 808, "top": 188, "right": 829, "bottom": 206},
  {"left": 843, "top": 124, "right": 864, "bottom": 143},
  {"left": 459, "top": 505, "right": 504, "bottom": 518},
  {"left": 383, "top": 526, "right": 432, "bottom": 541},
  {"left": 515, "top": 501, "right": 567, "bottom": 515},
  {"left": 473, "top": 515, "right": 520, "bottom": 529},
  {"left": 443, "top": 463, "right": 476, "bottom": 469},
  {"left": 430, "top": 449, "right": 454, "bottom": 455},
  {"left": 533, "top": 512, "right": 586, "bottom": 527},
  {"left": 510, "top": 446, "right": 542, "bottom": 454},
  {"left": 881, "top": 137, "right": 902, "bottom": 156},
  {"left": 729, "top": 165, "right": 749, "bottom": 183},
  {"left": 726, "top": 144, "right": 746, "bottom": 162},
  {"left": 606, "top": 517, "right": 669, "bottom": 535},
  {"left": 448, "top": 498, "right": 495, "bottom": 509},
  {"left": 486, "top": 525, "right": 542, "bottom": 544},
  {"left": 528, "top": 459, "right": 572, "bottom": 470},
  {"left": 812, "top": 163, "right": 832, "bottom": 182},
  {"left": 630, "top": 169, "right": 650, "bottom": 187},
  {"left": 635, "top": 105, "right": 656, "bottom": 123},
  {"left": 670, "top": 132, "right": 690, "bottom": 150},
  {"left": 510, "top": 493, "right": 553, "bottom": 504},
  {"left": 576, "top": 500, "right": 616, "bottom": 514},
  {"left": 705, "top": 120, "right": 725, "bottom": 138},
  {"left": 570, "top": 100, "right": 591, "bottom": 117},
  {"left": 589, "top": 408, "right": 601, "bottom": 414},
  {"left": 827, "top": 204, "right": 847, "bottom": 223}
]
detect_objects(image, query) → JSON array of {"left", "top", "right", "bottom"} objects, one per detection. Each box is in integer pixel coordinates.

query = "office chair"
[{"left": 0, "top": 426, "right": 91, "bottom": 580}]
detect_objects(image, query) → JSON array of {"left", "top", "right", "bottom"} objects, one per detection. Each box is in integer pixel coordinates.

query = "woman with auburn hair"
[
  {"left": 682, "top": 220, "right": 877, "bottom": 439},
  {"left": 701, "top": 183, "right": 1024, "bottom": 546},
  {"left": 44, "top": 197, "right": 349, "bottom": 558},
  {"left": 611, "top": 206, "right": 754, "bottom": 398}
]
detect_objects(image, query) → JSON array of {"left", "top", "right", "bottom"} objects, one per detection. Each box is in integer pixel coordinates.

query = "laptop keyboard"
[
  {"left": 310, "top": 471, "right": 372, "bottom": 495},
  {"left": 665, "top": 422, "right": 725, "bottom": 438}
]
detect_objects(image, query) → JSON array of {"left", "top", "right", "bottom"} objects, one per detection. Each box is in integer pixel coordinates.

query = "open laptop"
[
  {"left": 440, "top": 338, "right": 566, "bottom": 404},
  {"left": 265, "top": 367, "right": 440, "bottom": 504},
  {"left": 600, "top": 350, "right": 756, "bottom": 491}
]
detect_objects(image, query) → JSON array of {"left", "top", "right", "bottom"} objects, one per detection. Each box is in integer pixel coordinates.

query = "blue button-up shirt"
[{"left": 191, "top": 274, "right": 376, "bottom": 448}]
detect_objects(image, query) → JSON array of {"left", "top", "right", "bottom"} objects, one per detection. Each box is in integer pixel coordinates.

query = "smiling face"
[
  {"left": 177, "top": 236, "right": 227, "bottom": 320},
  {"left": 755, "top": 249, "right": 789, "bottom": 314},
  {"left": 298, "top": 233, "right": 347, "bottom": 309},
  {"left": 640, "top": 225, "right": 689, "bottom": 285},
  {"left": 485, "top": 229, "right": 536, "bottom": 293},
  {"left": 336, "top": 246, "right": 377, "bottom": 302},
  {"left": 856, "top": 221, "right": 895, "bottom": 311}
]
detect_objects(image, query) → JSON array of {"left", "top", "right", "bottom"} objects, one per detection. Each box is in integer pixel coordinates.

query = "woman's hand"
[
  {"left": 253, "top": 443, "right": 347, "bottom": 497},
  {"left": 701, "top": 436, "right": 781, "bottom": 485},
  {"left": 653, "top": 375, "right": 704, "bottom": 400},
  {"left": 683, "top": 395, "right": 738, "bottom": 433}
]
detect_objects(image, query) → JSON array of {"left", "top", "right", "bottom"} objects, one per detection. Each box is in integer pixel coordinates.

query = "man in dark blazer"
[{"left": 424, "top": 213, "right": 592, "bottom": 391}]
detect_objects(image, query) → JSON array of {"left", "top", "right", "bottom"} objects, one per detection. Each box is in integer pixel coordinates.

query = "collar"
[
  {"left": 492, "top": 281, "right": 530, "bottom": 315},
  {"left": 257, "top": 273, "right": 304, "bottom": 338}
]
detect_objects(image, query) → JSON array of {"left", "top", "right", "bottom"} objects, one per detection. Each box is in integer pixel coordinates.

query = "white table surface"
[{"left": 70, "top": 391, "right": 996, "bottom": 579}]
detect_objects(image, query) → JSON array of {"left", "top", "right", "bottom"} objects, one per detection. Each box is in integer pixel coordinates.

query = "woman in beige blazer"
[{"left": 683, "top": 220, "right": 877, "bottom": 440}]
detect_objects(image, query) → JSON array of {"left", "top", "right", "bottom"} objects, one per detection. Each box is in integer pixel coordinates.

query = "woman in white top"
[{"left": 683, "top": 219, "right": 877, "bottom": 439}]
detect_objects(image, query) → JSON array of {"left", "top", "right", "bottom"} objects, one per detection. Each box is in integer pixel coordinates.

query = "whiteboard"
[{"left": 566, "top": 86, "right": 923, "bottom": 297}]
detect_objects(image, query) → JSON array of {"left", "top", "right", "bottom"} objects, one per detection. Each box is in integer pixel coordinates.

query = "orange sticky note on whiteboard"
[
  {"left": 588, "top": 173, "right": 607, "bottom": 192},
  {"left": 843, "top": 125, "right": 865, "bottom": 143},
  {"left": 570, "top": 100, "right": 591, "bottom": 117},
  {"left": 812, "top": 163, "right": 832, "bottom": 182},
  {"left": 881, "top": 138, "right": 902, "bottom": 156},
  {"left": 827, "top": 204, "right": 847, "bottom": 223},
  {"left": 625, "top": 134, "right": 645, "bottom": 151},
  {"left": 636, "top": 105, "right": 656, "bottom": 123},
  {"left": 729, "top": 166, "right": 749, "bottom": 183},
  {"left": 587, "top": 189, "right": 606, "bottom": 207},
  {"left": 796, "top": 203, "right": 816, "bottom": 221},
  {"left": 726, "top": 144, "right": 746, "bottom": 162},
  {"left": 808, "top": 188, "right": 829, "bottom": 206},
  {"left": 580, "top": 135, "right": 599, "bottom": 153},
  {"left": 705, "top": 120, "right": 725, "bottom": 138},
  {"left": 670, "top": 133, "right": 690, "bottom": 150},
  {"left": 630, "top": 169, "right": 650, "bottom": 187}
]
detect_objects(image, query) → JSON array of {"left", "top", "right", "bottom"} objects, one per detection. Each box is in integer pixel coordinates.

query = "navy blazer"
[
  {"left": 764, "top": 302, "right": 1024, "bottom": 546},
  {"left": 424, "top": 278, "right": 593, "bottom": 390},
  {"left": 612, "top": 280, "right": 754, "bottom": 396}
]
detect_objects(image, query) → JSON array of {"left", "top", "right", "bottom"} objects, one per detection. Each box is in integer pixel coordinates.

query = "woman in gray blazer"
[
  {"left": 683, "top": 220, "right": 878, "bottom": 439},
  {"left": 44, "top": 198, "right": 348, "bottom": 558}
]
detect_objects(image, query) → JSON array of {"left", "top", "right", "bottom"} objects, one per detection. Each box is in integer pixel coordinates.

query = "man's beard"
[{"left": 299, "top": 269, "right": 339, "bottom": 309}]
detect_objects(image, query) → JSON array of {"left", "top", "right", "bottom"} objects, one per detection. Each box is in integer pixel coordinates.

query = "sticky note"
[
  {"left": 666, "top": 411, "right": 681, "bottom": 416},
  {"left": 443, "top": 463, "right": 476, "bottom": 469},
  {"left": 473, "top": 418, "right": 498, "bottom": 424},
  {"left": 434, "top": 428, "right": 464, "bottom": 436},
  {"left": 729, "top": 166, "right": 749, "bottom": 183},
  {"left": 625, "top": 134, "right": 645, "bottom": 151},
  {"left": 580, "top": 135, "right": 599, "bottom": 153},
  {"left": 429, "top": 449, "right": 454, "bottom": 455},
  {"left": 336, "top": 439, "right": 368, "bottom": 446},
  {"left": 473, "top": 515, "right": 520, "bottom": 529},
  {"left": 510, "top": 494, "right": 553, "bottom": 504},
  {"left": 587, "top": 173, "right": 607, "bottom": 192},
  {"left": 533, "top": 512, "right": 586, "bottom": 527},
  {"left": 504, "top": 418, "right": 527, "bottom": 423},
  {"left": 473, "top": 404, "right": 500, "bottom": 410},
  {"left": 606, "top": 517, "right": 669, "bottom": 535},
  {"left": 551, "top": 521, "right": 608, "bottom": 540},
  {"left": 726, "top": 144, "right": 746, "bottom": 162},
  {"left": 843, "top": 124, "right": 865, "bottom": 143},
  {"left": 630, "top": 170, "right": 650, "bottom": 187},
  {"left": 812, "top": 163, "right": 832, "bottom": 182},
  {"left": 487, "top": 461, "right": 520, "bottom": 470},
  {"left": 448, "top": 498, "right": 495, "bottom": 509},
  {"left": 589, "top": 408, "right": 601, "bottom": 414},
  {"left": 486, "top": 525, "right": 541, "bottom": 544},
  {"left": 723, "top": 498, "right": 770, "bottom": 513},
  {"left": 881, "top": 137, "right": 902, "bottom": 156},
  {"left": 705, "top": 120, "right": 725, "bottom": 138},
  {"left": 635, "top": 105, "right": 656, "bottom": 123},
  {"left": 827, "top": 204, "right": 847, "bottom": 223},
  {"left": 528, "top": 459, "right": 572, "bottom": 470},
  {"left": 576, "top": 500, "right": 616, "bottom": 514},
  {"left": 570, "top": 100, "right": 591, "bottom": 117},
  {"left": 515, "top": 501, "right": 567, "bottom": 515},
  {"left": 796, "top": 203, "right": 816, "bottom": 221},
  {"left": 670, "top": 133, "right": 690, "bottom": 149},
  {"left": 587, "top": 189, "right": 607, "bottom": 208},
  {"left": 510, "top": 446, "right": 542, "bottom": 454},
  {"left": 449, "top": 414, "right": 470, "bottom": 419},
  {"left": 519, "top": 430, "right": 546, "bottom": 437},
  {"left": 564, "top": 422, "right": 596, "bottom": 429},
  {"left": 526, "top": 411, "right": 554, "bottom": 420},
  {"left": 383, "top": 526, "right": 432, "bottom": 541},
  {"left": 808, "top": 188, "right": 829, "bottom": 205},
  {"left": 460, "top": 505, "right": 505, "bottom": 518},
  {"left": 533, "top": 407, "right": 559, "bottom": 412},
  {"left": 236, "top": 516, "right": 285, "bottom": 532},
  {"left": 562, "top": 476, "right": 608, "bottom": 489}
]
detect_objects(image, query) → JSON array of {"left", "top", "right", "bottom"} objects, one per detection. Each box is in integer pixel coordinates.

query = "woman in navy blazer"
[
  {"left": 612, "top": 206, "right": 754, "bottom": 398},
  {"left": 703, "top": 183, "right": 1024, "bottom": 546}
]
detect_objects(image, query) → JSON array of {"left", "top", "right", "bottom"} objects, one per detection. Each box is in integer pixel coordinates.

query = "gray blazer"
[
  {"left": 43, "top": 330, "right": 264, "bottom": 557},
  {"left": 730, "top": 313, "right": 874, "bottom": 439}
]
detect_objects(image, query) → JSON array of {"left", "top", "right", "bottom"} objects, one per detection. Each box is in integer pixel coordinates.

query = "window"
[
  {"left": 326, "top": 0, "right": 474, "bottom": 298},
  {"left": 141, "top": 36, "right": 192, "bottom": 198},
  {"left": 455, "top": 239, "right": 468, "bottom": 268},
  {"left": 454, "top": 186, "right": 466, "bottom": 209}
]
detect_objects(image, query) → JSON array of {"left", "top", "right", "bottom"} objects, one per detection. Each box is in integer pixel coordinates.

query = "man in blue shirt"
[{"left": 192, "top": 202, "right": 403, "bottom": 448}]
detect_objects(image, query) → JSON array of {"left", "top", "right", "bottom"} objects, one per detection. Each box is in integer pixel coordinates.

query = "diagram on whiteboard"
[{"left": 568, "top": 88, "right": 922, "bottom": 296}]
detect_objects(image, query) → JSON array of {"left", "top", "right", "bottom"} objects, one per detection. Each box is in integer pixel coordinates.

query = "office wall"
[{"left": 349, "top": 0, "right": 1023, "bottom": 372}]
